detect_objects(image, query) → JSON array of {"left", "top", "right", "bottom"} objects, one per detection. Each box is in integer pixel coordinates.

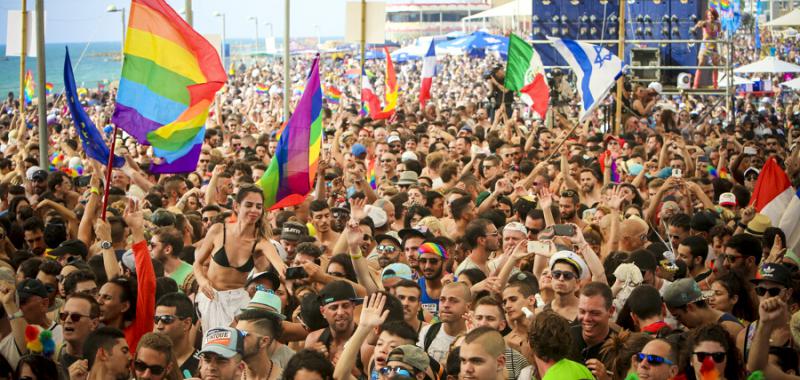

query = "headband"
[{"left": 418, "top": 242, "right": 447, "bottom": 260}]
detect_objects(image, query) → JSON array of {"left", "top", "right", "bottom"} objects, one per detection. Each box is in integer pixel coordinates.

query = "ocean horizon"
[{"left": 0, "top": 36, "right": 342, "bottom": 98}]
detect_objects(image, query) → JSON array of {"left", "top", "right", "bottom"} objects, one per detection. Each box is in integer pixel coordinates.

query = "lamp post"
[
  {"left": 249, "top": 16, "right": 260, "bottom": 52},
  {"left": 314, "top": 24, "right": 321, "bottom": 48},
  {"left": 106, "top": 4, "right": 126, "bottom": 59},
  {"left": 213, "top": 11, "right": 227, "bottom": 66}
]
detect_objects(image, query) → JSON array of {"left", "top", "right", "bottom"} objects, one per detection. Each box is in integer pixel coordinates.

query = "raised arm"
[
  {"left": 204, "top": 164, "right": 226, "bottom": 206},
  {"left": 123, "top": 199, "right": 156, "bottom": 349},
  {"left": 333, "top": 293, "right": 388, "bottom": 380}
]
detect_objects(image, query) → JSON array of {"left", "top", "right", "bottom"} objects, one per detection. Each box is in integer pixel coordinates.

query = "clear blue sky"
[{"left": 0, "top": 0, "right": 346, "bottom": 43}]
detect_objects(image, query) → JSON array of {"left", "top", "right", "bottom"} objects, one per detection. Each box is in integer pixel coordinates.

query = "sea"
[{"left": 0, "top": 37, "right": 334, "bottom": 99}]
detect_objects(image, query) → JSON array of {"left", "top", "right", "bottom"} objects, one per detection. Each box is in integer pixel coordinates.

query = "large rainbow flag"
[
  {"left": 258, "top": 57, "right": 323, "bottom": 210},
  {"left": 112, "top": 0, "right": 225, "bottom": 173},
  {"left": 23, "top": 70, "right": 34, "bottom": 105}
]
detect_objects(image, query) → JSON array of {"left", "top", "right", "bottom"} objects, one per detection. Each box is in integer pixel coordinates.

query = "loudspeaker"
[
  {"left": 677, "top": 73, "right": 692, "bottom": 89},
  {"left": 631, "top": 48, "right": 660, "bottom": 81}
]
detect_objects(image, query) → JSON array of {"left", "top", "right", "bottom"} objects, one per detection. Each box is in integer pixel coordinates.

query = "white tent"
[
  {"left": 462, "top": 0, "right": 532, "bottom": 20},
  {"left": 718, "top": 72, "right": 754, "bottom": 87},
  {"left": 734, "top": 56, "right": 800, "bottom": 73},
  {"left": 780, "top": 77, "right": 800, "bottom": 90},
  {"left": 766, "top": 9, "right": 800, "bottom": 27}
]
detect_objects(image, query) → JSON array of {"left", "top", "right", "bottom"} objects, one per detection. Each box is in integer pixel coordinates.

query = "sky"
[{"left": 0, "top": 0, "right": 348, "bottom": 43}]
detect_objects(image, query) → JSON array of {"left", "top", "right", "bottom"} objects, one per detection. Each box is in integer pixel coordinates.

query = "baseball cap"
[
  {"left": 662, "top": 278, "right": 706, "bottom": 308},
  {"left": 200, "top": 327, "right": 244, "bottom": 359},
  {"left": 246, "top": 290, "right": 286, "bottom": 319},
  {"left": 549, "top": 251, "right": 590, "bottom": 280},
  {"left": 18, "top": 279, "right": 49, "bottom": 304},
  {"left": 31, "top": 169, "right": 48, "bottom": 182},
  {"left": 387, "top": 345, "right": 430, "bottom": 373},
  {"left": 744, "top": 167, "right": 760, "bottom": 177},
  {"left": 319, "top": 281, "right": 361, "bottom": 306},
  {"left": 399, "top": 226, "right": 434, "bottom": 241},
  {"left": 351, "top": 143, "right": 367, "bottom": 158},
  {"left": 375, "top": 231, "right": 402, "bottom": 247},
  {"left": 364, "top": 205, "right": 388, "bottom": 229},
  {"left": 719, "top": 192, "right": 737, "bottom": 207},
  {"left": 280, "top": 222, "right": 308, "bottom": 241},
  {"left": 690, "top": 211, "right": 717, "bottom": 233},
  {"left": 245, "top": 269, "right": 280, "bottom": 291},
  {"left": 503, "top": 222, "right": 527, "bottom": 236},
  {"left": 387, "top": 135, "right": 402, "bottom": 144},
  {"left": 401, "top": 151, "right": 419, "bottom": 162},
  {"left": 49, "top": 239, "right": 88, "bottom": 259},
  {"left": 751, "top": 263, "right": 792, "bottom": 288},
  {"left": 648, "top": 82, "right": 663, "bottom": 95},
  {"left": 381, "top": 263, "right": 414, "bottom": 281},
  {"left": 150, "top": 209, "right": 176, "bottom": 227}
]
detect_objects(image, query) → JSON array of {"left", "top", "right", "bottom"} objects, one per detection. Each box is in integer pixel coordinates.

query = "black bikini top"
[{"left": 211, "top": 223, "right": 256, "bottom": 273}]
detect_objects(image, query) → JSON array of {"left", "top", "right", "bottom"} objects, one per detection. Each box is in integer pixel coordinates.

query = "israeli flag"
[{"left": 548, "top": 37, "right": 626, "bottom": 122}]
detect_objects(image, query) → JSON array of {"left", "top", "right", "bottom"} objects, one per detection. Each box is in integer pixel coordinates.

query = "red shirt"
[{"left": 124, "top": 240, "right": 155, "bottom": 350}]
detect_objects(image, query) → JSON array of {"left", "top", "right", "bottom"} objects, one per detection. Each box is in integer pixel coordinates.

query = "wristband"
[
  {"left": 350, "top": 253, "right": 363, "bottom": 260},
  {"left": 90, "top": 187, "right": 100, "bottom": 195}
]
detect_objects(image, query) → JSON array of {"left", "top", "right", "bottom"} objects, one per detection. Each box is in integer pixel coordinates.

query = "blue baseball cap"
[{"left": 200, "top": 327, "right": 244, "bottom": 358}]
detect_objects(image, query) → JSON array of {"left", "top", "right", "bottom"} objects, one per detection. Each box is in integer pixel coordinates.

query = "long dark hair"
[
  {"left": 686, "top": 324, "right": 743, "bottom": 380},
  {"left": 236, "top": 184, "right": 269, "bottom": 240},
  {"left": 713, "top": 272, "right": 756, "bottom": 323},
  {"left": 15, "top": 354, "right": 60, "bottom": 380}
]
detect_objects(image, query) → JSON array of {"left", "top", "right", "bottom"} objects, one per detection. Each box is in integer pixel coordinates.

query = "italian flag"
[{"left": 505, "top": 34, "right": 549, "bottom": 118}]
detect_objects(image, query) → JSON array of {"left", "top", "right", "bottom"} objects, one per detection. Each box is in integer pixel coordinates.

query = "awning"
[{"left": 462, "top": 0, "right": 532, "bottom": 21}]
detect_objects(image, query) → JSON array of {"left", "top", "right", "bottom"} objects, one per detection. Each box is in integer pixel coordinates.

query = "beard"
[
  {"left": 423, "top": 266, "right": 443, "bottom": 280},
  {"left": 562, "top": 210, "right": 576, "bottom": 220}
]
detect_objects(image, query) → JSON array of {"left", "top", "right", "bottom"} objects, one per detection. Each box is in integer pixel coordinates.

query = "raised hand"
[
  {"left": 94, "top": 218, "right": 112, "bottom": 242},
  {"left": 122, "top": 198, "right": 144, "bottom": 234},
  {"left": 537, "top": 187, "right": 553, "bottom": 210},
  {"left": 606, "top": 185, "right": 624, "bottom": 212},
  {"left": 344, "top": 218, "right": 363, "bottom": 251},
  {"left": 359, "top": 293, "right": 389, "bottom": 329},
  {"left": 350, "top": 196, "right": 367, "bottom": 221},
  {"left": 766, "top": 234, "right": 787, "bottom": 264},
  {"left": 759, "top": 296, "right": 788, "bottom": 327}
]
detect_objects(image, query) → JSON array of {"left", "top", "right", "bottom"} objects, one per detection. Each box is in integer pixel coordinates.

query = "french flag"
[
  {"left": 750, "top": 158, "right": 800, "bottom": 251},
  {"left": 419, "top": 40, "right": 436, "bottom": 108}
]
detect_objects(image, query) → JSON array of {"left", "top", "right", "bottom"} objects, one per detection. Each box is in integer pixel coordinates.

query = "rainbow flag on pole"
[
  {"left": 45, "top": 82, "right": 54, "bottom": 96},
  {"left": 257, "top": 56, "right": 323, "bottom": 210},
  {"left": 324, "top": 85, "right": 342, "bottom": 104},
  {"left": 23, "top": 70, "right": 34, "bottom": 104},
  {"left": 112, "top": 0, "right": 226, "bottom": 173}
]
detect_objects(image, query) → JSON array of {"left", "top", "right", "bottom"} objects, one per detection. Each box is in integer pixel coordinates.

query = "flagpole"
[
  {"left": 282, "top": 0, "right": 290, "bottom": 120},
  {"left": 613, "top": 0, "right": 626, "bottom": 135},
  {"left": 19, "top": 0, "right": 27, "bottom": 118},
  {"left": 360, "top": 0, "right": 366, "bottom": 111},
  {"left": 35, "top": 0, "right": 47, "bottom": 169},
  {"left": 101, "top": 127, "right": 118, "bottom": 221}
]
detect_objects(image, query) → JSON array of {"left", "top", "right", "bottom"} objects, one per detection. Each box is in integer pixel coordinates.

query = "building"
[{"left": 385, "top": 0, "right": 499, "bottom": 41}]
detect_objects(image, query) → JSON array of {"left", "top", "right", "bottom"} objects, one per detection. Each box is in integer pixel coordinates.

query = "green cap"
[{"left": 247, "top": 290, "right": 285, "bottom": 320}]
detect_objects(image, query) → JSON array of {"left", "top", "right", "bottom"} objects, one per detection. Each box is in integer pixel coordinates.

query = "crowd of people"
[{"left": 0, "top": 13, "right": 798, "bottom": 380}]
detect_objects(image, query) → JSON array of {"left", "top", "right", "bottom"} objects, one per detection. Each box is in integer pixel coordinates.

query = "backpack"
[{"left": 423, "top": 322, "right": 443, "bottom": 352}]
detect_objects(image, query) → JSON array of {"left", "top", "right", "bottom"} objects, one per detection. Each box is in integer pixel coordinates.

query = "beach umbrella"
[
  {"left": 780, "top": 77, "right": 800, "bottom": 90},
  {"left": 734, "top": 56, "right": 800, "bottom": 73}
]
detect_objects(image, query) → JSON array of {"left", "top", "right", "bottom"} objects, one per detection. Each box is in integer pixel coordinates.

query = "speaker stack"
[{"left": 531, "top": 0, "right": 707, "bottom": 85}]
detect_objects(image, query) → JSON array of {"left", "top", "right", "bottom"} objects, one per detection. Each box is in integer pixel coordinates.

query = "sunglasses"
[
  {"left": 694, "top": 352, "right": 726, "bottom": 363},
  {"left": 133, "top": 360, "right": 166, "bottom": 375},
  {"left": 527, "top": 227, "right": 540, "bottom": 235},
  {"left": 153, "top": 315, "right": 179, "bottom": 325},
  {"left": 720, "top": 254, "right": 743, "bottom": 263},
  {"left": 59, "top": 312, "right": 92, "bottom": 322},
  {"left": 755, "top": 286, "right": 782, "bottom": 297},
  {"left": 379, "top": 366, "right": 414, "bottom": 377},
  {"left": 551, "top": 270, "right": 577, "bottom": 281},
  {"left": 635, "top": 353, "right": 674, "bottom": 366},
  {"left": 377, "top": 244, "right": 397, "bottom": 253}
]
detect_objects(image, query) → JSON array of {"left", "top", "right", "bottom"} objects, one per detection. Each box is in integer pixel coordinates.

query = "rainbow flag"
[
  {"left": 23, "top": 70, "right": 34, "bottom": 104},
  {"left": 257, "top": 56, "right": 323, "bottom": 210},
  {"left": 255, "top": 83, "right": 269, "bottom": 94},
  {"left": 372, "top": 47, "right": 398, "bottom": 120},
  {"left": 112, "top": 0, "right": 226, "bottom": 173},
  {"left": 324, "top": 85, "right": 342, "bottom": 104},
  {"left": 45, "top": 82, "right": 54, "bottom": 96},
  {"left": 367, "top": 157, "right": 377, "bottom": 189}
]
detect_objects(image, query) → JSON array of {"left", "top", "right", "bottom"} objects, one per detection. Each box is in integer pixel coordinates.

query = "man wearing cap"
[
  {"left": 154, "top": 292, "right": 199, "bottom": 377},
  {"left": 279, "top": 221, "right": 308, "bottom": 262},
  {"left": 736, "top": 263, "right": 795, "bottom": 362},
  {"left": 198, "top": 327, "right": 246, "bottom": 380},
  {"left": 304, "top": 281, "right": 359, "bottom": 365},
  {"left": 373, "top": 232, "right": 403, "bottom": 269},
  {"left": 245, "top": 269, "right": 280, "bottom": 296},
  {"left": 662, "top": 278, "right": 742, "bottom": 338},
  {"left": 235, "top": 308, "right": 284, "bottom": 380},
  {"left": 544, "top": 251, "right": 588, "bottom": 322},
  {"left": 240, "top": 290, "right": 296, "bottom": 369},
  {"left": 50, "top": 239, "right": 89, "bottom": 266},
  {"left": 0, "top": 278, "right": 62, "bottom": 368}
]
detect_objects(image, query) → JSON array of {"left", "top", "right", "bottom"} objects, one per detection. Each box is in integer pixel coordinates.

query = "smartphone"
[
  {"left": 744, "top": 147, "right": 757, "bottom": 155},
  {"left": 528, "top": 241, "right": 549, "bottom": 255},
  {"left": 721, "top": 138, "right": 728, "bottom": 150},
  {"left": 698, "top": 156, "right": 709, "bottom": 163},
  {"left": 285, "top": 266, "right": 308, "bottom": 280},
  {"left": 76, "top": 175, "right": 91, "bottom": 187},
  {"left": 552, "top": 224, "right": 575, "bottom": 237},
  {"left": 672, "top": 168, "right": 683, "bottom": 178}
]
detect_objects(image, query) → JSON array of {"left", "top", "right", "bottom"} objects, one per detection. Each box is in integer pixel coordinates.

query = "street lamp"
[
  {"left": 314, "top": 24, "right": 321, "bottom": 48},
  {"left": 249, "top": 16, "right": 260, "bottom": 52},
  {"left": 213, "top": 11, "right": 226, "bottom": 65},
  {"left": 265, "top": 22, "right": 274, "bottom": 37},
  {"left": 106, "top": 4, "right": 126, "bottom": 59}
]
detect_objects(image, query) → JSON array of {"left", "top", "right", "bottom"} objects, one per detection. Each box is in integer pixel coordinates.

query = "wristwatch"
[
  {"left": 100, "top": 241, "right": 113, "bottom": 250},
  {"left": 8, "top": 311, "right": 22, "bottom": 320}
]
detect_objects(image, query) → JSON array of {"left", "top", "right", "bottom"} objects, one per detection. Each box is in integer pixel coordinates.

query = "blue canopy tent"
[{"left": 436, "top": 31, "right": 508, "bottom": 58}]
